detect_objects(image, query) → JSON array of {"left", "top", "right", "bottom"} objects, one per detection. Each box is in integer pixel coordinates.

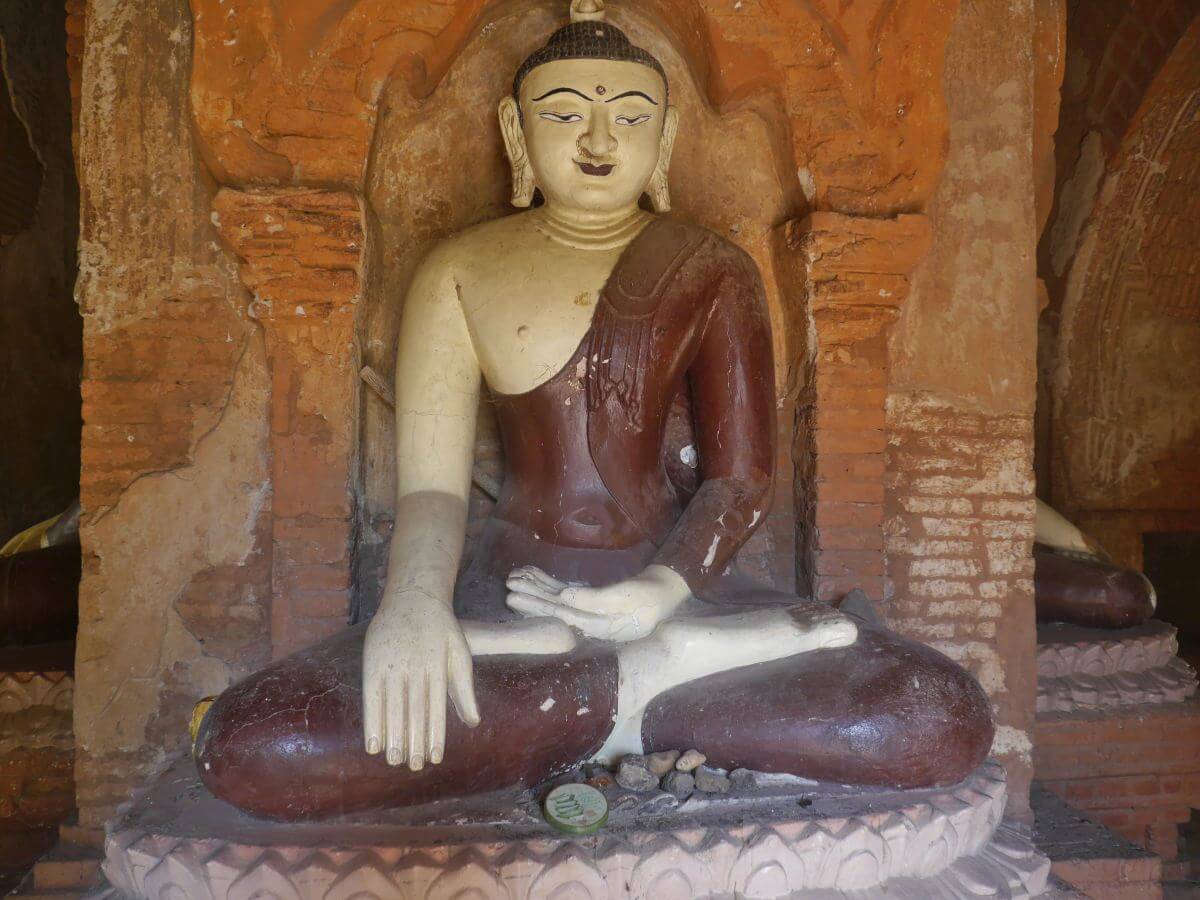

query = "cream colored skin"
[
  {"left": 1034, "top": 498, "right": 1102, "bottom": 557},
  {"left": 364, "top": 56, "right": 857, "bottom": 772}
]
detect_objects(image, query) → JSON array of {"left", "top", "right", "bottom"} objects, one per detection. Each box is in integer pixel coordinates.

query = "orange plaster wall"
[{"left": 188, "top": 0, "right": 959, "bottom": 215}]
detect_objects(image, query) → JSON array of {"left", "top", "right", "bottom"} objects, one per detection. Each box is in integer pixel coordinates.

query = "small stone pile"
[{"left": 611, "top": 749, "right": 732, "bottom": 801}]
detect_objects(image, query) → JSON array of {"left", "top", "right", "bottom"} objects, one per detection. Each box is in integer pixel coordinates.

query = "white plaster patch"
[
  {"left": 797, "top": 166, "right": 817, "bottom": 203},
  {"left": 539, "top": 697, "right": 555, "bottom": 712},
  {"left": 990, "top": 725, "right": 1032, "bottom": 763}
]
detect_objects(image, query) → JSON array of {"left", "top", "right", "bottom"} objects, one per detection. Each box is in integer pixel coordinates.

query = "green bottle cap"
[{"left": 543, "top": 783, "right": 609, "bottom": 836}]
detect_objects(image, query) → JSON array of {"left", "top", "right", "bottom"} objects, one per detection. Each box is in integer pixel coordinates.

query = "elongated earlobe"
[
  {"left": 499, "top": 96, "right": 536, "bottom": 208},
  {"left": 647, "top": 106, "right": 678, "bottom": 213}
]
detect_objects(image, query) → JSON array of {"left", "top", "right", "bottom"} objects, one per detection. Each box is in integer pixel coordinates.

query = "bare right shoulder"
[{"left": 420, "top": 211, "right": 544, "bottom": 277}]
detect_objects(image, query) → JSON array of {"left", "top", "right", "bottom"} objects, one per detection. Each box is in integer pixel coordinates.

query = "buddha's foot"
[
  {"left": 462, "top": 617, "right": 577, "bottom": 656},
  {"left": 655, "top": 605, "right": 857, "bottom": 668},
  {"left": 593, "top": 606, "right": 858, "bottom": 762}
]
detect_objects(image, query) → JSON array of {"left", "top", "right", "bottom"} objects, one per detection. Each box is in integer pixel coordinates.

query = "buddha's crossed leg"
[{"left": 195, "top": 607, "right": 990, "bottom": 821}]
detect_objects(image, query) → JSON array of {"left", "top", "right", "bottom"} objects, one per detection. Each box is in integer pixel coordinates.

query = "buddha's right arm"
[
  {"left": 382, "top": 245, "right": 480, "bottom": 611},
  {"left": 364, "top": 245, "right": 482, "bottom": 770}
]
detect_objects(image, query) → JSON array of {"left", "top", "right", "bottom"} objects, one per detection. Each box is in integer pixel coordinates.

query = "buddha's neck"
[{"left": 533, "top": 203, "right": 651, "bottom": 251}]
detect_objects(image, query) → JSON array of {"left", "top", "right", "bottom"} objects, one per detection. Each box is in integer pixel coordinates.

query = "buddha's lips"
[{"left": 578, "top": 162, "right": 615, "bottom": 176}]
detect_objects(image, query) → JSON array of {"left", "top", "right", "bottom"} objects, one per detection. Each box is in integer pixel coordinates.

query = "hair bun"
[{"left": 570, "top": 0, "right": 606, "bottom": 23}]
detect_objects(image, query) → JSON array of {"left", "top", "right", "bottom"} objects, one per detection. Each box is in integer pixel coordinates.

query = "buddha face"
[{"left": 501, "top": 58, "right": 675, "bottom": 212}]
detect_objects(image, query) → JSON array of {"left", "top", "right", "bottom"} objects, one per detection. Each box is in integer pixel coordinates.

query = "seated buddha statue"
[
  {"left": 195, "top": 0, "right": 994, "bottom": 821},
  {"left": 1034, "top": 499, "right": 1156, "bottom": 629}
]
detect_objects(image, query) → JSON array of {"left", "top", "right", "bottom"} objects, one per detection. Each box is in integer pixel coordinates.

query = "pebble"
[
  {"left": 675, "top": 749, "right": 706, "bottom": 772},
  {"left": 694, "top": 764, "right": 731, "bottom": 794},
  {"left": 729, "top": 768, "right": 756, "bottom": 790},
  {"left": 645, "top": 750, "right": 680, "bottom": 777},
  {"left": 661, "top": 770, "right": 695, "bottom": 800},
  {"left": 615, "top": 755, "right": 659, "bottom": 792}
]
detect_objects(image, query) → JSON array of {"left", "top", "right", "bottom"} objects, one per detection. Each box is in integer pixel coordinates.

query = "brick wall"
[
  {"left": 214, "top": 188, "right": 363, "bottom": 658},
  {"left": 1047, "top": 18, "right": 1200, "bottom": 569},
  {"left": 886, "top": 393, "right": 1038, "bottom": 817},
  {"left": 788, "top": 213, "right": 932, "bottom": 605},
  {"left": 1036, "top": 0, "right": 1199, "bottom": 513},
  {"left": 1037, "top": 701, "right": 1200, "bottom": 859}
]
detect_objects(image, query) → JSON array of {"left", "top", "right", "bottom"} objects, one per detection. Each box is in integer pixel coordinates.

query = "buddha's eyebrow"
[
  {"left": 531, "top": 87, "right": 593, "bottom": 102},
  {"left": 605, "top": 90, "right": 659, "bottom": 105}
]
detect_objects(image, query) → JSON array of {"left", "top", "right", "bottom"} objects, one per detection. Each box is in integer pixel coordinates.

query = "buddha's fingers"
[
  {"left": 427, "top": 660, "right": 447, "bottom": 766},
  {"left": 406, "top": 668, "right": 429, "bottom": 771},
  {"left": 363, "top": 674, "right": 385, "bottom": 755},
  {"left": 530, "top": 567, "right": 568, "bottom": 592},
  {"left": 506, "top": 592, "right": 613, "bottom": 637},
  {"left": 505, "top": 572, "right": 561, "bottom": 603},
  {"left": 385, "top": 673, "right": 406, "bottom": 767},
  {"left": 509, "top": 565, "right": 567, "bottom": 592},
  {"left": 447, "top": 642, "right": 481, "bottom": 727}
]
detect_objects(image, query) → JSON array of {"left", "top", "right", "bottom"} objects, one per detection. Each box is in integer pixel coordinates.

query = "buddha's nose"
[{"left": 582, "top": 111, "right": 617, "bottom": 157}]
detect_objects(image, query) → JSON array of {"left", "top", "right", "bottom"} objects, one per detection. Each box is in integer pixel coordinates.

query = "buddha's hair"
[{"left": 513, "top": 20, "right": 668, "bottom": 106}]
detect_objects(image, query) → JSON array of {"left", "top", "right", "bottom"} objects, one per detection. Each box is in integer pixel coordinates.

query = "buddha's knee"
[
  {"left": 195, "top": 625, "right": 367, "bottom": 819},
  {"left": 642, "top": 625, "right": 993, "bottom": 790},
  {"left": 195, "top": 627, "right": 622, "bottom": 821},
  {"left": 1035, "top": 547, "right": 1156, "bottom": 628}
]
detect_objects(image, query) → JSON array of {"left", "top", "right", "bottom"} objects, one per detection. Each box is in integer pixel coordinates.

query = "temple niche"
[
  {"left": 4, "top": 0, "right": 1200, "bottom": 896},
  {"left": 356, "top": 2, "right": 802, "bottom": 616}
]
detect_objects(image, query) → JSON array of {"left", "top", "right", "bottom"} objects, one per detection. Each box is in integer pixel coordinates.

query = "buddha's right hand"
[{"left": 362, "top": 592, "right": 481, "bottom": 770}]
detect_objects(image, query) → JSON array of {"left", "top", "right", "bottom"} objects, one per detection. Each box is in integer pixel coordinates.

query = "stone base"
[
  {"left": 1037, "top": 620, "right": 1198, "bottom": 714},
  {"left": 95, "top": 753, "right": 1049, "bottom": 899}
]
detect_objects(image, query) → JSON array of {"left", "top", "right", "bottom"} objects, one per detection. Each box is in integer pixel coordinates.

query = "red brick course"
[
  {"left": 787, "top": 212, "right": 932, "bottom": 606},
  {"left": 1036, "top": 699, "right": 1200, "bottom": 859},
  {"left": 214, "top": 188, "right": 364, "bottom": 658}
]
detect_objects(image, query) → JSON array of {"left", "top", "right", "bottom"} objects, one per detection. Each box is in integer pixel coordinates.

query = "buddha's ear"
[
  {"left": 647, "top": 105, "right": 678, "bottom": 213},
  {"left": 499, "top": 96, "right": 536, "bottom": 208}
]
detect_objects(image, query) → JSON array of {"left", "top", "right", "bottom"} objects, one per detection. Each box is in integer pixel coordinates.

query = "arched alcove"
[
  {"left": 353, "top": 0, "right": 805, "bottom": 614},
  {"left": 1052, "top": 15, "right": 1200, "bottom": 572}
]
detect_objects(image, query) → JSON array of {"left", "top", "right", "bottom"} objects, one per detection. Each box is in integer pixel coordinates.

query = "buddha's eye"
[
  {"left": 538, "top": 112, "right": 583, "bottom": 123},
  {"left": 615, "top": 114, "right": 652, "bottom": 127}
]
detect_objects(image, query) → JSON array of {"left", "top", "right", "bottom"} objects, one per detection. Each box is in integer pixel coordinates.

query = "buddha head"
[{"left": 499, "top": 0, "right": 678, "bottom": 213}]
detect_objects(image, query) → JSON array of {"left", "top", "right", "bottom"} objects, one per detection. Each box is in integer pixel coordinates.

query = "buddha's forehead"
[{"left": 519, "top": 59, "right": 666, "bottom": 106}]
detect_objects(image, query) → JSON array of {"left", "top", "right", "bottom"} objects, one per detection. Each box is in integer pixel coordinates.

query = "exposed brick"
[
  {"left": 1036, "top": 700, "right": 1200, "bottom": 860},
  {"left": 814, "top": 501, "right": 884, "bottom": 529}
]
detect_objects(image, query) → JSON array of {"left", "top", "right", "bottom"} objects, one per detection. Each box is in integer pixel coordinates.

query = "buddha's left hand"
[{"left": 505, "top": 564, "right": 691, "bottom": 642}]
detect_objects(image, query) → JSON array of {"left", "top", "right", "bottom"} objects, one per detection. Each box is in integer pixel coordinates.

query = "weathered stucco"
[
  {"left": 887, "top": 0, "right": 1039, "bottom": 819},
  {"left": 74, "top": 0, "right": 271, "bottom": 825}
]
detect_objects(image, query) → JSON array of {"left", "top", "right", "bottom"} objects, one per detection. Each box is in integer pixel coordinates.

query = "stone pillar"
[
  {"left": 785, "top": 212, "right": 932, "bottom": 604},
  {"left": 214, "top": 189, "right": 363, "bottom": 658}
]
